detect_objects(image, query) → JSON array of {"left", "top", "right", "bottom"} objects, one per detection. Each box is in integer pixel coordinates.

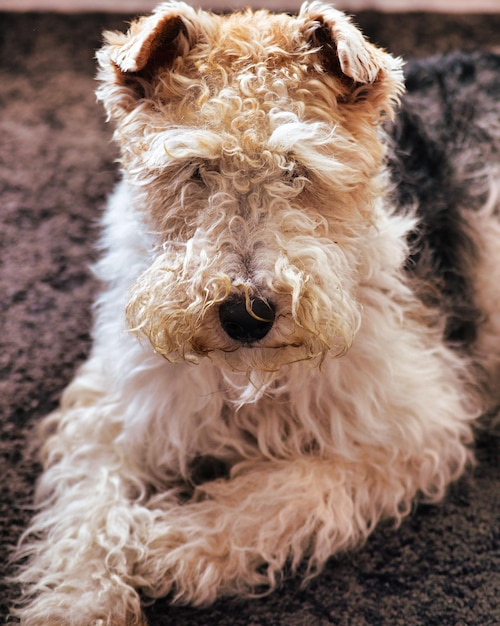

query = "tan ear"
[
  {"left": 107, "top": 13, "right": 190, "bottom": 74},
  {"left": 299, "top": 1, "right": 404, "bottom": 114},
  {"left": 96, "top": 1, "right": 201, "bottom": 118}
]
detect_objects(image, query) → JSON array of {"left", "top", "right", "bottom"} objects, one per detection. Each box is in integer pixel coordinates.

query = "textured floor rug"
[{"left": 1, "top": 9, "right": 499, "bottom": 625}]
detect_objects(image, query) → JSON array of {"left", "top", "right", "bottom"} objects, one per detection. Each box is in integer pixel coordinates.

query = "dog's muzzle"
[{"left": 219, "top": 296, "right": 275, "bottom": 343}]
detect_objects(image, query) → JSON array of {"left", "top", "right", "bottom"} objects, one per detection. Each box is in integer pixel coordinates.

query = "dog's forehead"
[
  {"left": 210, "top": 10, "right": 303, "bottom": 63},
  {"left": 143, "top": 17, "right": 324, "bottom": 160},
  {"left": 167, "top": 12, "right": 313, "bottom": 106},
  {"left": 153, "top": 14, "right": 327, "bottom": 146}
]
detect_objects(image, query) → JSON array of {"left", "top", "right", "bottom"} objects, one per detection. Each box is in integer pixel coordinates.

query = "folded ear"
[
  {"left": 96, "top": 1, "right": 202, "bottom": 119},
  {"left": 299, "top": 1, "right": 404, "bottom": 117}
]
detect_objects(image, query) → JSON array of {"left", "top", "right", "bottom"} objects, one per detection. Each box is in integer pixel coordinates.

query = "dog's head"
[{"left": 96, "top": 1, "right": 404, "bottom": 391}]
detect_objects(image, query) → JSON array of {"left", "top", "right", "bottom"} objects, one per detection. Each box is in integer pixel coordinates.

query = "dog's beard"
[{"left": 126, "top": 239, "right": 362, "bottom": 401}]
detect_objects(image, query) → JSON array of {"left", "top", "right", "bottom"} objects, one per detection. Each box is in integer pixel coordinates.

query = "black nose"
[{"left": 219, "top": 296, "right": 275, "bottom": 343}]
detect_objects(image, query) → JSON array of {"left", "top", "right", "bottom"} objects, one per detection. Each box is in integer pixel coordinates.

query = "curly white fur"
[{"left": 13, "top": 3, "right": 491, "bottom": 625}]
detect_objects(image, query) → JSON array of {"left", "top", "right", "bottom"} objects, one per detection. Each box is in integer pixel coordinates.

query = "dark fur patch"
[{"left": 387, "top": 51, "right": 500, "bottom": 347}]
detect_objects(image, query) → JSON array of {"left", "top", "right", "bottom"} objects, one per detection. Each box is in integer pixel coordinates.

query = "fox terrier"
[{"left": 13, "top": 1, "right": 500, "bottom": 624}]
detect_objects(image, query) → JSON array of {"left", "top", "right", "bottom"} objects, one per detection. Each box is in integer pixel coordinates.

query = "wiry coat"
[{"left": 13, "top": 3, "right": 500, "bottom": 625}]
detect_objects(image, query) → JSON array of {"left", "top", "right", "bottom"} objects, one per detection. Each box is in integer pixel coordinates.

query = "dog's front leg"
[
  {"left": 135, "top": 456, "right": 391, "bottom": 607},
  {"left": 14, "top": 410, "right": 155, "bottom": 626},
  {"left": 17, "top": 448, "right": 153, "bottom": 626}
]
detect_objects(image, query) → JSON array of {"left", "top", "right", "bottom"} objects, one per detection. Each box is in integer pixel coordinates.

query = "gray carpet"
[{"left": 1, "top": 9, "right": 499, "bottom": 625}]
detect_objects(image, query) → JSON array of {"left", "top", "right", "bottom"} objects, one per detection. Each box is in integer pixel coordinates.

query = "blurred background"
[{"left": 2, "top": 0, "right": 500, "bottom": 12}]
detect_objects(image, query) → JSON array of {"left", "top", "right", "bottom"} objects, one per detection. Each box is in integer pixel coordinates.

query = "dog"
[{"left": 13, "top": 2, "right": 500, "bottom": 624}]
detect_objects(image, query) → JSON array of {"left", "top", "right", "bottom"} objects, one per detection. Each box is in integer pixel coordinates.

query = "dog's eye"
[
  {"left": 286, "top": 166, "right": 306, "bottom": 185},
  {"left": 191, "top": 166, "right": 203, "bottom": 183}
]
